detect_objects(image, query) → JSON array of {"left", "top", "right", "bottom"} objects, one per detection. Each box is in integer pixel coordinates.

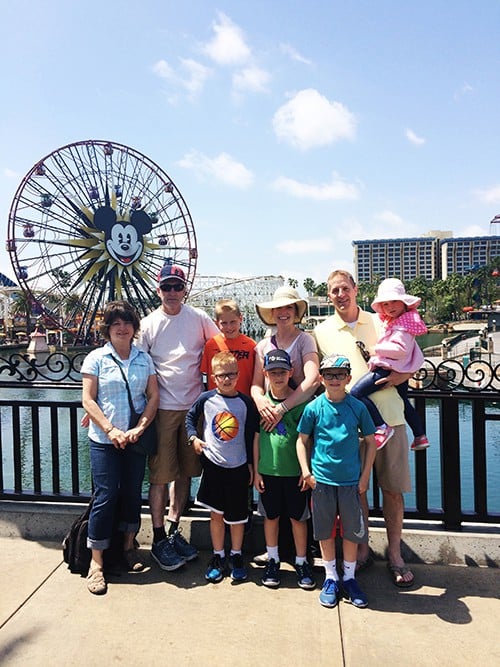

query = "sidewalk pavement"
[{"left": 1, "top": 536, "right": 499, "bottom": 667}]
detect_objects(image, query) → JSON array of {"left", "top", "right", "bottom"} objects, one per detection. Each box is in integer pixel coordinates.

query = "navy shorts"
[
  {"left": 257, "top": 474, "right": 310, "bottom": 522},
  {"left": 311, "top": 482, "right": 367, "bottom": 544},
  {"left": 196, "top": 454, "right": 249, "bottom": 524}
]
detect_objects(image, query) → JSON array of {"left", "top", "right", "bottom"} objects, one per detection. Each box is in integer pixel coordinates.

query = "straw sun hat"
[{"left": 256, "top": 286, "right": 308, "bottom": 326}]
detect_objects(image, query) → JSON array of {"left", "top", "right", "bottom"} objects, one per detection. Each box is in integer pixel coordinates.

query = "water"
[
  {"left": 1, "top": 387, "right": 499, "bottom": 513},
  {"left": 405, "top": 399, "right": 500, "bottom": 512}
]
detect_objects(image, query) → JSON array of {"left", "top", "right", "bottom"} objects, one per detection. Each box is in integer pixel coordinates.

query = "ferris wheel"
[{"left": 7, "top": 139, "right": 197, "bottom": 343}]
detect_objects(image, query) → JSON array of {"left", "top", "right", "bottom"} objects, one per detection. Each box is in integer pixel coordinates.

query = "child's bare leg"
[
  {"left": 210, "top": 511, "right": 225, "bottom": 552},
  {"left": 229, "top": 522, "right": 245, "bottom": 553},
  {"left": 263, "top": 516, "right": 279, "bottom": 555},
  {"left": 319, "top": 536, "right": 336, "bottom": 563},
  {"left": 290, "top": 518, "right": 308, "bottom": 559},
  {"left": 343, "top": 538, "right": 358, "bottom": 564}
]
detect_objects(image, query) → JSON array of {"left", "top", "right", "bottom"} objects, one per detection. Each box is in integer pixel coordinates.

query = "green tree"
[
  {"left": 303, "top": 278, "right": 316, "bottom": 295},
  {"left": 288, "top": 278, "right": 298, "bottom": 289}
]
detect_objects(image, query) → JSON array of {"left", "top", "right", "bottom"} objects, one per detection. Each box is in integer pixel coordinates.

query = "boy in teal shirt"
[
  {"left": 297, "top": 354, "right": 376, "bottom": 609},
  {"left": 254, "top": 349, "right": 315, "bottom": 590}
]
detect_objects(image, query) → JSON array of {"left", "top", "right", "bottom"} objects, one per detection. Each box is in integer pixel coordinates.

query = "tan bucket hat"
[{"left": 256, "top": 286, "right": 308, "bottom": 326}]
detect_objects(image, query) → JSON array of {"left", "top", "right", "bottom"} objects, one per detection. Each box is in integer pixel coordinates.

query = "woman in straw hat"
[{"left": 251, "top": 286, "right": 320, "bottom": 430}]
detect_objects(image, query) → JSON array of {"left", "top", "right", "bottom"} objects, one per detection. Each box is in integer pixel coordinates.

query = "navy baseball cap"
[
  {"left": 157, "top": 263, "right": 186, "bottom": 287},
  {"left": 264, "top": 349, "right": 292, "bottom": 371}
]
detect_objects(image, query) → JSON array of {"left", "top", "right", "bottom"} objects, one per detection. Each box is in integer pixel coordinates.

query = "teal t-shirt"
[
  {"left": 258, "top": 395, "right": 308, "bottom": 476},
  {"left": 297, "top": 392, "right": 375, "bottom": 486}
]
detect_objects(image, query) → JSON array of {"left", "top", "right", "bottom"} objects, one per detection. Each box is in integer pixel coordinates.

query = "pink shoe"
[
  {"left": 411, "top": 435, "right": 430, "bottom": 451},
  {"left": 374, "top": 425, "right": 395, "bottom": 451}
]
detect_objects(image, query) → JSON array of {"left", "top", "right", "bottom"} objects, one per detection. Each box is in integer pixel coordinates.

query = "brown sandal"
[
  {"left": 124, "top": 548, "right": 145, "bottom": 572},
  {"left": 87, "top": 567, "right": 107, "bottom": 595}
]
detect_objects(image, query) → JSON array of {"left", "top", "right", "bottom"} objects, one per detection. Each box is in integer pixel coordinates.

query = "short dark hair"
[{"left": 100, "top": 301, "right": 140, "bottom": 340}]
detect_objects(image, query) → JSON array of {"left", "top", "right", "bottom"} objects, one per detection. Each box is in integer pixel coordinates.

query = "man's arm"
[{"left": 374, "top": 370, "right": 413, "bottom": 387}]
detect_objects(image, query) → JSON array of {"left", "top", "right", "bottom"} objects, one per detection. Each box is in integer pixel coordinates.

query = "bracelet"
[
  {"left": 281, "top": 401, "right": 289, "bottom": 413},
  {"left": 105, "top": 425, "right": 114, "bottom": 434}
]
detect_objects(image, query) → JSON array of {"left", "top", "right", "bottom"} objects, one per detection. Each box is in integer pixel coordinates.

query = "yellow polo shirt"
[{"left": 313, "top": 309, "right": 405, "bottom": 427}]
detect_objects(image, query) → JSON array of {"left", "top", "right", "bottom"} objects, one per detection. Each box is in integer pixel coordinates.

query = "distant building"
[
  {"left": 353, "top": 231, "right": 500, "bottom": 282},
  {"left": 440, "top": 236, "right": 500, "bottom": 279}
]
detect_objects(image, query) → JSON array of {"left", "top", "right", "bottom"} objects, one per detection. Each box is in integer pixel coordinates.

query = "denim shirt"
[{"left": 81, "top": 342, "right": 155, "bottom": 443}]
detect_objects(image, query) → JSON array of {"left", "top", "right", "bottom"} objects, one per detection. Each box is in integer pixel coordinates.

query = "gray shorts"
[{"left": 311, "top": 482, "right": 367, "bottom": 544}]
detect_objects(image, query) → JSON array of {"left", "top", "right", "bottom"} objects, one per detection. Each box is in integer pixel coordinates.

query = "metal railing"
[{"left": 0, "top": 351, "right": 499, "bottom": 530}]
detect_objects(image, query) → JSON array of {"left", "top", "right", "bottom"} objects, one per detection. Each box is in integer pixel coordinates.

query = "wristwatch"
[{"left": 188, "top": 434, "right": 197, "bottom": 445}]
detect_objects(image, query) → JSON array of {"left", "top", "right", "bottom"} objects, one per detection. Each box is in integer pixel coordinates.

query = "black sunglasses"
[{"left": 160, "top": 282, "right": 185, "bottom": 292}]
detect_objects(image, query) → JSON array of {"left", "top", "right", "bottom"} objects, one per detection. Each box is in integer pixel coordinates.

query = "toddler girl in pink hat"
[{"left": 350, "top": 278, "right": 429, "bottom": 452}]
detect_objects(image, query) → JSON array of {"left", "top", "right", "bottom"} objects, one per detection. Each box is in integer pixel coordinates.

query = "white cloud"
[
  {"left": 405, "top": 128, "right": 426, "bottom": 146},
  {"left": 277, "top": 238, "right": 333, "bottom": 254},
  {"left": 177, "top": 150, "right": 254, "bottom": 188},
  {"left": 374, "top": 210, "right": 404, "bottom": 226},
  {"left": 474, "top": 184, "right": 500, "bottom": 204},
  {"left": 152, "top": 58, "right": 212, "bottom": 100},
  {"left": 152, "top": 58, "right": 211, "bottom": 101},
  {"left": 279, "top": 43, "right": 312, "bottom": 65},
  {"left": 271, "top": 173, "right": 359, "bottom": 201},
  {"left": 273, "top": 89, "right": 357, "bottom": 150},
  {"left": 461, "top": 224, "right": 489, "bottom": 236},
  {"left": 233, "top": 65, "right": 271, "bottom": 93},
  {"left": 454, "top": 82, "right": 474, "bottom": 100},
  {"left": 152, "top": 59, "right": 175, "bottom": 80},
  {"left": 203, "top": 12, "right": 251, "bottom": 65},
  {"left": 180, "top": 58, "right": 212, "bottom": 95}
]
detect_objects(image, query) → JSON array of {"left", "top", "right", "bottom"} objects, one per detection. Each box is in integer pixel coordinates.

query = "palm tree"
[{"left": 303, "top": 278, "right": 316, "bottom": 296}]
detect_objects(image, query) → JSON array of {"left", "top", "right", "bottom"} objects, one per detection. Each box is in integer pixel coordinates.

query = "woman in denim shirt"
[{"left": 81, "top": 301, "right": 159, "bottom": 595}]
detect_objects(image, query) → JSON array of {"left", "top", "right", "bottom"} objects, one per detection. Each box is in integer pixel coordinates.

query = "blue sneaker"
[
  {"left": 295, "top": 561, "right": 316, "bottom": 590},
  {"left": 205, "top": 554, "right": 228, "bottom": 583},
  {"left": 171, "top": 528, "right": 198, "bottom": 561},
  {"left": 342, "top": 578, "right": 368, "bottom": 608},
  {"left": 319, "top": 579, "right": 340, "bottom": 608},
  {"left": 261, "top": 558, "right": 280, "bottom": 588},
  {"left": 151, "top": 538, "right": 186, "bottom": 571},
  {"left": 229, "top": 553, "right": 248, "bottom": 582}
]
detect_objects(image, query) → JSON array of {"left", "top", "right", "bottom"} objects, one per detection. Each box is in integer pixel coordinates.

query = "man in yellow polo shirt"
[{"left": 314, "top": 269, "right": 414, "bottom": 587}]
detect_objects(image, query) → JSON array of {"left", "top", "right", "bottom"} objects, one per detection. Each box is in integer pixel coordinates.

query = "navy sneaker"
[
  {"left": 229, "top": 553, "right": 248, "bottom": 582},
  {"left": 205, "top": 554, "right": 228, "bottom": 583},
  {"left": 261, "top": 558, "right": 280, "bottom": 588},
  {"left": 342, "top": 578, "right": 368, "bottom": 608},
  {"left": 295, "top": 561, "right": 316, "bottom": 590},
  {"left": 151, "top": 538, "right": 186, "bottom": 571},
  {"left": 319, "top": 578, "right": 340, "bottom": 608},
  {"left": 171, "top": 528, "right": 198, "bottom": 561}
]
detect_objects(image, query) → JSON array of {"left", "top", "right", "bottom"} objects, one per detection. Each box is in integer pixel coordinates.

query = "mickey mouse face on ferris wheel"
[{"left": 93, "top": 203, "right": 153, "bottom": 267}]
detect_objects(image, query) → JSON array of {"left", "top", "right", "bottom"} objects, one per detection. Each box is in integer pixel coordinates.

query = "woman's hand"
[
  {"left": 125, "top": 425, "right": 144, "bottom": 443},
  {"left": 108, "top": 426, "right": 128, "bottom": 449}
]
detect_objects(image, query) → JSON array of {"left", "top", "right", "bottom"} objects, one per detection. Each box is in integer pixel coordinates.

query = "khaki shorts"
[
  {"left": 148, "top": 409, "right": 202, "bottom": 485},
  {"left": 361, "top": 424, "right": 411, "bottom": 494}
]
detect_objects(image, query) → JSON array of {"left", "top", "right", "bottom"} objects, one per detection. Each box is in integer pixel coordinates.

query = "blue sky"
[{"left": 1, "top": 0, "right": 500, "bottom": 293}]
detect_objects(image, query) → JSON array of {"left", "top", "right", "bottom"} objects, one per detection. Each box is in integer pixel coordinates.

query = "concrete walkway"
[{"left": 1, "top": 535, "right": 499, "bottom": 667}]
